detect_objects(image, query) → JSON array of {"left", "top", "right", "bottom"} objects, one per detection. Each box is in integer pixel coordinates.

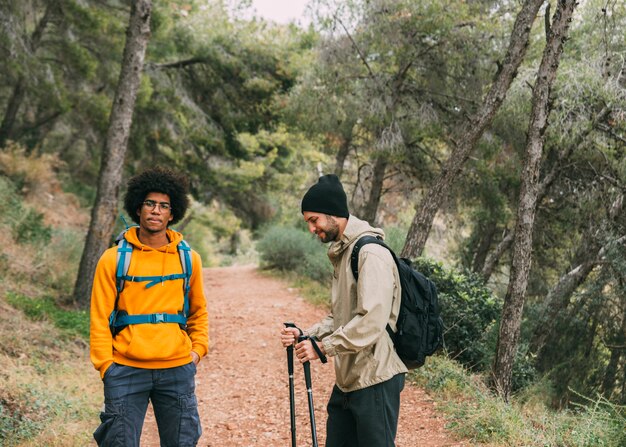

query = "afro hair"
[{"left": 123, "top": 167, "right": 190, "bottom": 226}]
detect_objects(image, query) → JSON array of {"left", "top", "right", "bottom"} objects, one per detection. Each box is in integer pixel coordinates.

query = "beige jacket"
[{"left": 306, "top": 215, "right": 408, "bottom": 392}]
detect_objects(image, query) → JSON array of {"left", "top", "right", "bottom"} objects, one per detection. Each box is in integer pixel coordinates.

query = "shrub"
[
  {"left": 0, "top": 142, "right": 63, "bottom": 200},
  {"left": 413, "top": 258, "right": 502, "bottom": 371},
  {"left": 381, "top": 225, "right": 407, "bottom": 254},
  {"left": 257, "top": 226, "right": 332, "bottom": 284}
]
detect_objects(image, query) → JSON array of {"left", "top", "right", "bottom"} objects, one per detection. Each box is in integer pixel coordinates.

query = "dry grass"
[
  {"left": 0, "top": 142, "right": 89, "bottom": 229},
  {"left": 0, "top": 146, "right": 98, "bottom": 446},
  {"left": 0, "top": 298, "right": 101, "bottom": 446}
]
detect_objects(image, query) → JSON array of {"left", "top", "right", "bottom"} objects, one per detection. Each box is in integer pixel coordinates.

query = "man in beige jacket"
[{"left": 281, "top": 174, "right": 407, "bottom": 447}]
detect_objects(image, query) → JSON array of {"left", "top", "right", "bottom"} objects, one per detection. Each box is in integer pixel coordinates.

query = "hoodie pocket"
[{"left": 123, "top": 323, "right": 191, "bottom": 361}]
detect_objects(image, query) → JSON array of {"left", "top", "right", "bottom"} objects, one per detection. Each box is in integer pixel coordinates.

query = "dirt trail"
[{"left": 141, "top": 265, "right": 466, "bottom": 446}]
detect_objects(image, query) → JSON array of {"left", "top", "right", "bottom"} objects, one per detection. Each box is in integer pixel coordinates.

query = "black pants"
[{"left": 325, "top": 373, "right": 405, "bottom": 447}]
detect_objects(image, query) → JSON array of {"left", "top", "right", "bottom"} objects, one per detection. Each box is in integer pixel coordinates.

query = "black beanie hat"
[{"left": 301, "top": 174, "right": 349, "bottom": 218}]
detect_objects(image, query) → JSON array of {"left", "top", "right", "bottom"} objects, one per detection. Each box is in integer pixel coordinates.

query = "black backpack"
[{"left": 350, "top": 236, "right": 444, "bottom": 369}]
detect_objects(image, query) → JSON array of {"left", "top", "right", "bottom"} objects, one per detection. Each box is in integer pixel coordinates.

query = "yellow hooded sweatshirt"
[{"left": 90, "top": 227, "right": 209, "bottom": 379}]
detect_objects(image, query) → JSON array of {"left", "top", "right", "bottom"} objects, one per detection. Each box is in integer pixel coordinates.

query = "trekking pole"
[
  {"left": 299, "top": 335, "right": 319, "bottom": 447},
  {"left": 284, "top": 323, "right": 299, "bottom": 447}
]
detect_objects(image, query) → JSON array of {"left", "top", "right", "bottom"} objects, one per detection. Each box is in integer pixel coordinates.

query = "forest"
[{"left": 0, "top": 0, "right": 625, "bottom": 445}]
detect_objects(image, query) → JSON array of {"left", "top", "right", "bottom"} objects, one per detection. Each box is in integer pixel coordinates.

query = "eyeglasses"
[{"left": 142, "top": 200, "right": 172, "bottom": 212}]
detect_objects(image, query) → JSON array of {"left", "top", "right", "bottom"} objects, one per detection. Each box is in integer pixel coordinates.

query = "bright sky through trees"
[{"left": 250, "top": 0, "right": 310, "bottom": 25}]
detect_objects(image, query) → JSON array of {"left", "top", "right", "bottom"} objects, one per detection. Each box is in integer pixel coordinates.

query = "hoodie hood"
[
  {"left": 124, "top": 227, "right": 184, "bottom": 253},
  {"left": 328, "top": 215, "right": 385, "bottom": 263}
]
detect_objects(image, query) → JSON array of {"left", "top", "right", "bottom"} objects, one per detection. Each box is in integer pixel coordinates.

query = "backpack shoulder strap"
[
  {"left": 177, "top": 239, "right": 192, "bottom": 317},
  {"left": 350, "top": 235, "right": 398, "bottom": 281},
  {"left": 350, "top": 235, "right": 401, "bottom": 339},
  {"left": 115, "top": 238, "right": 133, "bottom": 294}
]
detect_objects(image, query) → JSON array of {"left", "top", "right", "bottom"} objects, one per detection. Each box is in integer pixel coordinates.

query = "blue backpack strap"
[
  {"left": 116, "top": 238, "right": 133, "bottom": 294},
  {"left": 177, "top": 240, "right": 192, "bottom": 318},
  {"left": 114, "top": 312, "right": 187, "bottom": 326},
  {"left": 118, "top": 273, "right": 187, "bottom": 288}
]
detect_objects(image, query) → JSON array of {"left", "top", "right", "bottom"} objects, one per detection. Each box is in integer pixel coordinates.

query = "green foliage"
[
  {"left": 6, "top": 293, "right": 89, "bottom": 340},
  {"left": 257, "top": 225, "right": 332, "bottom": 284},
  {"left": 413, "top": 258, "right": 502, "bottom": 371},
  {"left": 0, "top": 176, "right": 51, "bottom": 245},
  {"left": 412, "top": 356, "right": 626, "bottom": 447},
  {"left": 382, "top": 225, "right": 407, "bottom": 254},
  {"left": 60, "top": 174, "right": 97, "bottom": 208}
]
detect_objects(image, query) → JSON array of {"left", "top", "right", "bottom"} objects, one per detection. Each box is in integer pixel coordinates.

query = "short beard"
[{"left": 320, "top": 215, "right": 340, "bottom": 243}]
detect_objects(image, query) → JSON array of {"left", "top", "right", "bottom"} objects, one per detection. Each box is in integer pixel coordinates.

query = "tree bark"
[
  {"left": 471, "top": 219, "right": 498, "bottom": 274},
  {"left": 492, "top": 0, "right": 578, "bottom": 401},
  {"left": 334, "top": 137, "right": 351, "bottom": 179},
  {"left": 602, "top": 344, "right": 623, "bottom": 399},
  {"left": 73, "top": 0, "right": 152, "bottom": 306},
  {"left": 360, "top": 153, "right": 388, "bottom": 224},
  {"left": 0, "top": 77, "right": 26, "bottom": 147},
  {"left": 621, "top": 358, "right": 626, "bottom": 405},
  {"left": 401, "top": 0, "right": 545, "bottom": 259},
  {"left": 481, "top": 230, "right": 513, "bottom": 280}
]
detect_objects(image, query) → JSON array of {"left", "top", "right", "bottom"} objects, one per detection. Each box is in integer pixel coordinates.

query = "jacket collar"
[{"left": 328, "top": 215, "right": 385, "bottom": 262}]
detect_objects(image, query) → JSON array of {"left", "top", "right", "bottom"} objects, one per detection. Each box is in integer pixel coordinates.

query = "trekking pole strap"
[
  {"left": 298, "top": 335, "right": 327, "bottom": 364},
  {"left": 309, "top": 338, "right": 327, "bottom": 364}
]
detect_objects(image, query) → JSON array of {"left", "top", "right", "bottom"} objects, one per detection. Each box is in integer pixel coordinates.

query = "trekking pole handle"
[
  {"left": 284, "top": 322, "right": 302, "bottom": 334},
  {"left": 284, "top": 322, "right": 303, "bottom": 346}
]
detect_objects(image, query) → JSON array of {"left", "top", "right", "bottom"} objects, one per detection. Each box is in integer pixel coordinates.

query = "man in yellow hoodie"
[{"left": 90, "top": 167, "right": 209, "bottom": 447}]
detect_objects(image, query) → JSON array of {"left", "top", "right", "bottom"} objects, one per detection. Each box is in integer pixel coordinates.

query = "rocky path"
[{"left": 141, "top": 265, "right": 467, "bottom": 446}]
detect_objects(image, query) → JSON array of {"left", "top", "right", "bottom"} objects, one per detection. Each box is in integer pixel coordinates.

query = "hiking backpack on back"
[{"left": 350, "top": 236, "right": 444, "bottom": 369}]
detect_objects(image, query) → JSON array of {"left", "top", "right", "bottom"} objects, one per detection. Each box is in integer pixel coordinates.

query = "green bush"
[
  {"left": 413, "top": 258, "right": 502, "bottom": 372},
  {"left": 14, "top": 208, "right": 51, "bottom": 244},
  {"left": 381, "top": 225, "right": 407, "bottom": 254},
  {"left": 257, "top": 226, "right": 332, "bottom": 284}
]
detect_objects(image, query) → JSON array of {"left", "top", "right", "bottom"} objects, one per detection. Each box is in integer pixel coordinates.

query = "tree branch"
[
  {"left": 334, "top": 15, "right": 376, "bottom": 81},
  {"left": 147, "top": 57, "right": 212, "bottom": 70}
]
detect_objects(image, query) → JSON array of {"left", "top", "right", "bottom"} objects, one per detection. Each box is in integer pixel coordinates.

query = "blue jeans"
[
  {"left": 325, "top": 373, "right": 405, "bottom": 447},
  {"left": 93, "top": 362, "right": 201, "bottom": 447}
]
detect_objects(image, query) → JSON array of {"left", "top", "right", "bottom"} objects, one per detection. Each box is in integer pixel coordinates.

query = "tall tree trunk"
[
  {"left": 0, "top": 2, "right": 53, "bottom": 147},
  {"left": 334, "top": 137, "right": 351, "bottom": 179},
  {"left": 360, "top": 153, "right": 388, "bottom": 223},
  {"left": 481, "top": 230, "right": 514, "bottom": 280},
  {"left": 479, "top": 107, "right": 611, "bottom": 281},
  {"left": 73, "top": 0, "right": 152, "bottom": 306},
  {"left": 602, "top": 347, "right": 622, "bottom": 399},
  {"left": 471, "top": 219, "right": 498, "bottom": 274},
  {"left": 621, "top": 356, "right": 626, "bottom": 405},
  {"left": 492, "top": 0, "right": 578, "bottom": 401},
  {"left": 0, "top": 77, "right": 25, "bottom": 147},
  {"left": 401, "top": 0, "right": 545, "bottom": 259}
]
